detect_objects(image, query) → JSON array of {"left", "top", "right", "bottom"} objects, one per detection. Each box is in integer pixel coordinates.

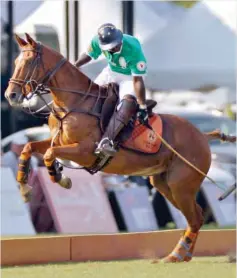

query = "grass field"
[{"left": 2, "top": 257, "right": 236, "bottom": 278}]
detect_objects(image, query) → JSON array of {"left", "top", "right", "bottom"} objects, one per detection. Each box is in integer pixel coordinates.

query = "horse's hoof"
[
  {"left": 20, "top": 184, "right": 32, "bottom": 203},
  {"left": 58, "top": 174, "right": 72, "bottom": 189},
  {"left": 184, "top": 256, "right": 193, "bottom": 262},
  {"left": 161, "top": 255, "right": 181, "bottom": 263}
]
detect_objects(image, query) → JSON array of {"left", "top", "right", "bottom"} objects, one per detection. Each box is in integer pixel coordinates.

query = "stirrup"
[{"left": 95, "top": 138, "right": 117, "bottom": 156}]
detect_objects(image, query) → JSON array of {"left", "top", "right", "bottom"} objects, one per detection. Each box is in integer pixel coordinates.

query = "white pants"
[{"left": 94, "top": 66, "right": 135, "bottom": 100}]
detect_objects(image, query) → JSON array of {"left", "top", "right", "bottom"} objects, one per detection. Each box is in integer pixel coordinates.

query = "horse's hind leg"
[
  {"left": 162, "top": 179, "right": 204, "bottom": 263},
  {"left": 17, "top": 138, "right": 52, "bottom": 202},
  {"left": 150, "top": 174, "right": 197, "bottom": 262},
  {"left": 183, "top": 203, "right": 203, "bottom": 262},
  {"left": 150, "top": 173, "right": 179, "bottom": 210},
  {"left": 165, "top": 200, "right": 204, "bottom": 263},
  {"left": 150, "top": 172, "right": 205, "bottom": 263}
]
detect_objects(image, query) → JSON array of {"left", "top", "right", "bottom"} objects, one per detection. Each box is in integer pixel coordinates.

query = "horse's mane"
[
  {"left": 41, "top": 43, "right": 65, "bottom": 60},
  {"left": 41, "top": 42, "right": 93, "bottom": 83}
]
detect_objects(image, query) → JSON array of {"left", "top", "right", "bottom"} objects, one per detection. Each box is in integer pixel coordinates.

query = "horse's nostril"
[{"left": 10, "top": 92, "right": 17, "bottom": 100}]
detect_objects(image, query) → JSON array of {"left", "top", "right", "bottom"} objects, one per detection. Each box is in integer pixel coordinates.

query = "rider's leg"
[
  {"left": 95, "top": 94, "right": 137, "bottom": 156},
  {"left": 119, "top": 80, "right": 136, "bottom": 99}
]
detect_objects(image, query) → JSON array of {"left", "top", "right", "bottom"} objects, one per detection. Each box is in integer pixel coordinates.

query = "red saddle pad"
[{"left": 122, "top": 114, "right": 163, "bottom": 154}]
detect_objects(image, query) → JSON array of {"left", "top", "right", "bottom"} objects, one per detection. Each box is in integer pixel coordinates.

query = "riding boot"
[{"left": 95, "top": 95, "right": 137, "bottom": 157}]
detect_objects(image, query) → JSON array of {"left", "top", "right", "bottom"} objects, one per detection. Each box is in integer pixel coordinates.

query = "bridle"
[
  {"left": 9, "top": 42, "right": 108, "bottom": 120},
  {"left": 9, "top": 43, "right": 66, "bottom": 118}
]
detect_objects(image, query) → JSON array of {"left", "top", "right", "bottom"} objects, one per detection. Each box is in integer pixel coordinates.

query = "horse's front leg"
[
  {"left": 17, "top": 138, "right": 52, "bottom": 202},
  {"left": 43, "top": 143, "right": 82, "bottom": 189}
]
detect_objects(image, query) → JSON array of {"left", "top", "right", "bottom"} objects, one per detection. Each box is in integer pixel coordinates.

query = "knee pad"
[{"left": 117, "top": 96, "right": 138, "bottom": 124}]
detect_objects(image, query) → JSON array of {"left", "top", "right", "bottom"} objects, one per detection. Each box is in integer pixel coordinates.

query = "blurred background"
[{"left": 1, "top": 0, "right": 236, "bottom": 237}]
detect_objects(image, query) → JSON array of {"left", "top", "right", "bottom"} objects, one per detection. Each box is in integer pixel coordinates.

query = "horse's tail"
[{"left": 205, "top": 129, "right": 236, "bottom": 143}]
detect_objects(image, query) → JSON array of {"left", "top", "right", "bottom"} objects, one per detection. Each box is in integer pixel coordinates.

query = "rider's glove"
[{"left": 137, "top": 104, "right": 149, "bottom": 126}]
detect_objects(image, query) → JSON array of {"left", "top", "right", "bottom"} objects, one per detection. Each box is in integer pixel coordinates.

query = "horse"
[{"left": 5, "top": 34, "right": 236, "bottom": 263}]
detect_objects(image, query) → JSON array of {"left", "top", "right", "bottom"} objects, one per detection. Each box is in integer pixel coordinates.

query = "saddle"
[
  {"left": 99, "top": 82, "right": 163, "bottom": 155},
  {"left": 100, "top": 83, "right": 157, "bottom": 130}
]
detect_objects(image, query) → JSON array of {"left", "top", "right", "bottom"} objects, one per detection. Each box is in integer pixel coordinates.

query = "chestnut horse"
[{"left": 5, "top": 34, "right": 236, "bottom": 263}]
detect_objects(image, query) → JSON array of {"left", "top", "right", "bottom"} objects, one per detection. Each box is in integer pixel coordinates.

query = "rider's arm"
[
  {"left": 75, "top": 35, "right": 102, "bottom": 68},
  {"left": 74, "top": 53, "right": 92, "bottom": 68},
  {"left": 130, "top": 53, "right": 147, "bottom": 106},
  {"left": 133, "top": 76, "right": 146, "bottom": 106}
]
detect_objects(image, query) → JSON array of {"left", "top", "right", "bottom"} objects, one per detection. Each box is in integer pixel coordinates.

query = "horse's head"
[{"left": 5, "top": 33, "right": 65, "bottom": 108}]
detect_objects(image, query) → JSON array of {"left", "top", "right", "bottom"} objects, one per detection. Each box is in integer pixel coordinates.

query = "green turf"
[{"left": 1, "top": 257, "right": 236, "bottom": 278}]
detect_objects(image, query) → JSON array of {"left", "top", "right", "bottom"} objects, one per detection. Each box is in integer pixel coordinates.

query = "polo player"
[{"left": 75, "top": 23, "right": 148, "bottom": 157}]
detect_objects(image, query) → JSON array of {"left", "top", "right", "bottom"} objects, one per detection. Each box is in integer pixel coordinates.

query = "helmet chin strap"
[
  {"left": 109, "top": 42, "right": 123, "bottom": 54},
  {"left": 113, "top": 46, "right": 122, "bottom": 54}
]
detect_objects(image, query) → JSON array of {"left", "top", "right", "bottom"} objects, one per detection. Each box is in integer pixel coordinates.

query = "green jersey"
[{"left": 86, "top": 34, "right": 147, "bottom": 76}]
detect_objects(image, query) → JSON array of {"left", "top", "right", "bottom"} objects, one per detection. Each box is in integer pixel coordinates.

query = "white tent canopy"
[
  {"left": 10, "top": 1, "right": 236, "bottom": 94},
  {"left": 13, "top": 1, "right": 67, "bottom": 56},
  {"left": 144, "top": 1, "right": 236, "bottom": 90},
  {"left": 82, "top": 1, "right": 236, "bottom": 93}
]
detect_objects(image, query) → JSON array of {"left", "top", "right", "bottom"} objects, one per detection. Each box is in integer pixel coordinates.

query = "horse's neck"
[{"left": 49, "top": 60, "right": 98, "bottom": 108}]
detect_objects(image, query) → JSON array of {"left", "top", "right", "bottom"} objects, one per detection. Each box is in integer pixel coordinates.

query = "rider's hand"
[{"left": 137, "top": 104, "right": 149, "bottom": 125}]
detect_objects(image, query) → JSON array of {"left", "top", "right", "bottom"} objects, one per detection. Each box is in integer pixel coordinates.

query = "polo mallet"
[{"left": 218, "top": 183, "right": 236, "bottom": 201}]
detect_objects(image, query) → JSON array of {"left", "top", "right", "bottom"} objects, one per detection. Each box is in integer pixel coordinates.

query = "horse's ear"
[
  {"left": 14, "top": 33, "right": 27, "bottom": 47},
  {"left": 25, "top": 33, "right": 37, "bottom": 48}
]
